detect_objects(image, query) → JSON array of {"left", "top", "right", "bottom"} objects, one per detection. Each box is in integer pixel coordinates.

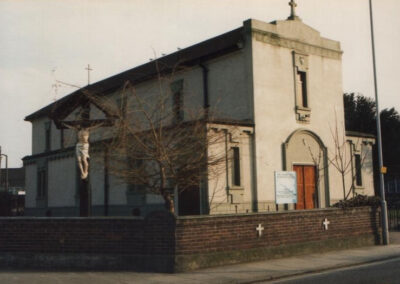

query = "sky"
[{"left": 0, "top": 0, "right": 399, "bottom": 167}]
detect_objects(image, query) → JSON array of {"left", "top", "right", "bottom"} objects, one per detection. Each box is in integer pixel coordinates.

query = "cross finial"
[
  {"left": 288, "top": 0, "right": 301, "bottom": 21},
  {"left": 85, "top": 64, "right": 93, "bottom": 85}
]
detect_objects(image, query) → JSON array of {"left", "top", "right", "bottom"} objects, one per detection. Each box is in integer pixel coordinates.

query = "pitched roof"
[{"left": 25, "top": 27, "right": 244, "bottom": 122}]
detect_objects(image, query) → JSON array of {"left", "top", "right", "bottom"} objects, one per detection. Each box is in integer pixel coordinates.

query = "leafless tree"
[
  {"left": 50, "top": 65, "right": 235, "bottom": 214},
  {"left": 303, "top": 138, "right": 325, "bottom": 203},
  {"left": 328, "top": 118, "right": 370, "bottom": 200},
  {"left": 88, "top": 74, "right": 227, "bottom": 214}
]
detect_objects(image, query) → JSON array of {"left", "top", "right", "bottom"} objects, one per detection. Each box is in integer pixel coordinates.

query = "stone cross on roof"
[
  {"left": 288, "top": 0, "right": 301, "bottom": 21},
  {"left": 85, "top": 64, "right": 92, "bottom": 85}
]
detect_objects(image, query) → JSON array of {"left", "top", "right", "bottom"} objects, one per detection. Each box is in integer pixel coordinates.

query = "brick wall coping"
[
  {"left": 0, "top": 216, "right": 144, "bottom": 220},
  {"left": 176, "top": 206, "right": 376, "bottom": 220},
  {"left": 0, "top": 207, "right": 377, "bottom": 221}
]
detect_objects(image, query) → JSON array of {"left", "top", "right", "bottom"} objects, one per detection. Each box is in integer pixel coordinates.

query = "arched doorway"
[{"left": 283, "top": 129, "right": 329, "bottom": 209}]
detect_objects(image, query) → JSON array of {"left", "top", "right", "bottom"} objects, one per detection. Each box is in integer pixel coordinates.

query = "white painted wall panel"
[
  {"left": 47, "top": 157, "right": 76, "bottom": 207},
  {"left": 24, "top": 164, "right": 37, "bottom": 208}
]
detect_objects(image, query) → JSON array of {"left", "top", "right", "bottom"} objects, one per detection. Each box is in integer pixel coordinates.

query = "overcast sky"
[{"left": 0, "top": 0, "right": 399, "bottom": 167}]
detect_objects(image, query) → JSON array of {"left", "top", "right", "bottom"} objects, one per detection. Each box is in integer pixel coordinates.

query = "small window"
[
  {"left": 37, "top": 169, "right": 47, "bottom": 198},
  {"left": 355, "top": 154, "right": 362, "bottom": 186},
  {"left": 45, "top": 121, "right": 51, "bottom": 152},
  {"left": 232, "top": 147, "right": 241, "bottom": 187}
]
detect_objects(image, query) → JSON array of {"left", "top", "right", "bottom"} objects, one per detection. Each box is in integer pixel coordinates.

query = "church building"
[{"left": 23, "top": 3, "right": 376, "bottom": 216}]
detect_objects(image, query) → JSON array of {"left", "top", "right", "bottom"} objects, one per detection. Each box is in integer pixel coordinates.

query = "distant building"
[
  {"left": 385, "top": 165, "right": 400, "bottom": 205},
  {"left": 1, "top": 167, "right": 25, "bottom": 193},
  {"left": 0, "top": 167, "right": 25, "bottom": 215},
  {"left": 23, "top": 6, "right": 376, "bottom": 216}
]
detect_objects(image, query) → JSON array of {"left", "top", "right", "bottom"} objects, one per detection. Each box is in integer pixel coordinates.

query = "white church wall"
[
  {"left": 249, "top": 19, "right": 347, "bottom": 208},
  {"left": 343, "top": 136, "right": 375, "bottom": 199},
  {"left": 207, "top": 51, "right": 253, "bottom": 121},
  {"left": 24, "top": 163, "right": 37, "bottom": 208},
  {"left": 31, "top": 117, "right": 48, "bottom": 155},
  {"left": 31, "top": 117, "right": 76, "bottom": 154},
  {"left": 108, "top": 174, "right": 127, "bottom": 206},
  {"left": 90, "top": 151, "right": 105, "bottom": 206},
  {"left": 207, "top": 124, "right": 254, "bottom": 214},
  {"left": 47, "top": 157, "right": 76, "bottom": 207},
  {"left": 361, "top": 143, "right": 375, "bottom": 196}
]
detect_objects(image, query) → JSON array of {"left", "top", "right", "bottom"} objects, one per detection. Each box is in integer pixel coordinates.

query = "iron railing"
[{"left": 388, "top": 204, "right": 400, "bottom": 231}]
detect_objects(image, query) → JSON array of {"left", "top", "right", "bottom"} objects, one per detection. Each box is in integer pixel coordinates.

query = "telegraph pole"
[
  {"left": 0, "top": 147, "right": 8, "bottom": 192},
  {"left": 369, "top": 0, "right": 389, "bottom": 245}
]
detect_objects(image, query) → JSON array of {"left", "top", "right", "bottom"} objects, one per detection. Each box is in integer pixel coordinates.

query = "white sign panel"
[{"left": 275, "top": 171, "right": 297, "bottom": 204}]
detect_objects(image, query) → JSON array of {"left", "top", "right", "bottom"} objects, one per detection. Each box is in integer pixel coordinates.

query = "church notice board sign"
[{"left": 275, "top": 171, "right": 297, "bottom": 204}]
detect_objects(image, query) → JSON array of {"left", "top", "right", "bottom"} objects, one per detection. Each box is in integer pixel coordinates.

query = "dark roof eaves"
[{"left": 345, "top": 130, "right": 375, "bottom": 139}]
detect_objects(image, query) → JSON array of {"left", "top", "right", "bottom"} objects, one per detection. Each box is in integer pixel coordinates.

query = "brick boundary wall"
[
  {"left": 174, "top": 207, "right": 382, "bottom": 271},
  {"left": 0, "top": 207, "right": 381, "bottom": 272}
]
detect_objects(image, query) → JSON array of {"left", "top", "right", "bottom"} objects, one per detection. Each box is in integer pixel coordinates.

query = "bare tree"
[
  {"left": 328, "top": 119, "right": 370, "bottom": 200},
  {"left": 303, "top": 138, "right": 325, "bottom": 204},
  {"left": 50, "top": 66, "right": 235, "bottom": 214},
  {"left": 91, "top": 75, "right": 228, "bottom": 214}
]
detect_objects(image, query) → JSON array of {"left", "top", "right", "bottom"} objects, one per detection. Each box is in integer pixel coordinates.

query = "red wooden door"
[{"left": 293, "top": 165, "right": 316, "bottom": 210}]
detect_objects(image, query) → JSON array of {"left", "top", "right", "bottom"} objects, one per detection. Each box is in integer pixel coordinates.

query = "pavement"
[{"left": 1, "top": 232, "right": 400, "bottom": 284}]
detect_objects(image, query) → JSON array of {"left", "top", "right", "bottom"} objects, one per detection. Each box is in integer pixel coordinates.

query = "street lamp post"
[
  {"left": 0, "top": 148, "right": 9, "bottom": 192},
  {"left": 369, "top": 0, "right": 389, "bottom": 245}
]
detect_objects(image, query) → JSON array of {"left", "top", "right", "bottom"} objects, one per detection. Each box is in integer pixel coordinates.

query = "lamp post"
[{"left": 369, "top": 0, "right": 389, "bottom": 245}]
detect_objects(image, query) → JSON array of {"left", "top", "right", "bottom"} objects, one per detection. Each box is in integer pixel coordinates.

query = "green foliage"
[
  {"left": 332, "top": 194, "right": 381, "bottom": 209},
  {"left": 343, "top": 93, "right": 400, "bottom": 169},
  {"left": 343, "top": 93, "right": 376, "bottom": 134},
  {"left": 380, "top": 108, "right": 400, "bottom": 169}
]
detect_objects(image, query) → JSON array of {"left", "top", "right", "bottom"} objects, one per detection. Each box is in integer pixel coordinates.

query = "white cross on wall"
[
  {"left": 323, "top": 218, "right": 330, "bottom": 230},
  {"left": 256, "top": 224, "right": 264, "bottom": 237}
]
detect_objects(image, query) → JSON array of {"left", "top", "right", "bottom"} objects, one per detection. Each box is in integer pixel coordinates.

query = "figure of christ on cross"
[{"left": 61, "top": 120, "right": 105, "bottom": 179}]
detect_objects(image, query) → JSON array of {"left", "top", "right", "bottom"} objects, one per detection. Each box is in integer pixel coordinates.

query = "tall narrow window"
[
  {"left": 170, "top": 79, "right": 184, "bottom": 123},
  {"left": 127, "top": 158, "right": 145, "bottom": 192},
  {"left": 232, "top": 147, "right": 241, "bottom": 186},
  {"left": 60, "top": 128, "right": 64, "bottom": 149},
  {"left": 293, "top": 52, "right": 310, "bottom": 122},
  {"left": 45, "top": 121, "right": 51, "bottom": 152},
  {"left": 37, "top": 169, "right": 47, "bottom": 198},
  {"left": 296, "top": 71, "right": 308, "bottom": 108},
  {"left": 355, "top": 154, "right": 362, "bottom": 186}
]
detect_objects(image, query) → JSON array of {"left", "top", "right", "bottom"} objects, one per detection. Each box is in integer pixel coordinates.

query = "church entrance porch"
[
  {"left": 293, "top": 165, "right": 317, "bottom": 209},
  {"left": 283, "top": 129, "right": 329, "bottom": 209}
]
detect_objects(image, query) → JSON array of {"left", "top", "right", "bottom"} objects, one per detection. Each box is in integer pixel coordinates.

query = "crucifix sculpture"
[
  {"left": 61, "top": 119, "right": 105, "bottom": 179},
  {"left": 50, "top": 93, "right": 117, "bottom": 216},
  {"left": 54, "top": 100, "right": 115, "bottom": 180}
]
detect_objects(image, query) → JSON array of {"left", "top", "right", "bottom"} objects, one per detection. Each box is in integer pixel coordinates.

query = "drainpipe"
[
  {"left": 200, "top": 63, "right": 210, "bottom": 213},
  {"left": 199, "top": 64, "right": 210, "bottom": 119},
  {"left": 104, "top": 148, "right": 109, "bottom": 216}
]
